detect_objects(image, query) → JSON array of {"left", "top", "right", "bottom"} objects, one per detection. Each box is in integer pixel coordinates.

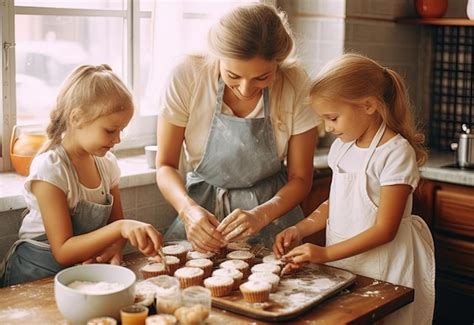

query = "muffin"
[
  {"left": 251, "top": 263, "right": 281, "bottom": 275},
  {"left": 212, "top": 268, "right": 243, "bottom": 290},
  {"left": 187, "top": 250, "right": 215, "bottom": 263},
  {"left": 226, "top": 250, "right": 255, "bottom": 265},
  {"left": 140, "top": 262, "right": 169, "bottom": 279},
  {"left": 163, "top": 244, "right": 188, "bottom": 265},
  {"left": 239, "top": 280, "right": 272, "bottom": 303},
  {"left": 148, "top": 255, "right": 181, "bottom": 275},
  {"left": 219, "top": 259, "right": 250, "bottom": 279},
  {"left": 145, "top": 314, "right": 177, "bottom": 325},
  {"left": 174, "top": 267, "right": 204, "bottom": 288},
  {"left": 87, "top": 317, "right": 117, "bottom": 325},
  {"left": 248, "top": 272, "right": 280, "bottom": 293},
  {"left": 204, "top": 275, "right": 234, "bottom": 297},
  {"left": 262, "top": 253, "right": 285, "bottom": 266},
  {"left": 185, "top": 258, "right": 213, "bottom": 278}
]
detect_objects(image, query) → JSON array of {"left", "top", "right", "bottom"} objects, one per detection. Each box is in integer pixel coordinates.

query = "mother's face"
[{"left": 219, "top": 57, "right": 278, "bottom": 101}]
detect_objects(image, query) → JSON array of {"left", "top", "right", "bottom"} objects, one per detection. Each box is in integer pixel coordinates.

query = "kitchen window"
[{"left": 0, "top": 0, "right": 262, "bottom": 172}]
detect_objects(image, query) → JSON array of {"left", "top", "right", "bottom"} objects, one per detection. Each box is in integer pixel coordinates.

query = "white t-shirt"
[
  {"left": 19, "top": 149, "right": 120, "bottom": 239},
  {"left": 328, "top": 134, "right": 419, "bottom": 211},
  {"left": 159, "top": 55, "right": 321, "bottom": 169}
]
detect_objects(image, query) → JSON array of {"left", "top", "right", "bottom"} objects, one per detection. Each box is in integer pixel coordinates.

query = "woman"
[{"left": 156, "top": 4, "right": 320, "bottom": 252}]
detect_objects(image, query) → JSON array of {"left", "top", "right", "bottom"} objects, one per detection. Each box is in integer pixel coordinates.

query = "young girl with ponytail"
[
  {"left": 1, "top": 64, "right": 162, "bottom": 287},
  {"left": 273, "top": 53, "right": 435, "bottom": 324}
]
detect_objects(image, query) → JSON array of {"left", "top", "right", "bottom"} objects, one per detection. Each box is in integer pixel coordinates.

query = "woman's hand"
[
  {"left": 281, "top": 243, "right": 329, "bottom": 273},
  {"left": 120, "top": 220, "right": 163, "bottom": 256},
  {"left": 180, "top": 205, "right": 226, "bottom": 253},
  {"left": 273, "top": 226, "right": 301, "bottom": 258},
  {"left": 217, "top": 208, "right": 268, "bottom": 242},
  {"left": 82, "top": 239, "right": 126, "bottom": 265}
]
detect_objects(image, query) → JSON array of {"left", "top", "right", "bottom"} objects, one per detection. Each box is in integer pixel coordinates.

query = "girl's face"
[
  {"left": 75, "top": 108, "right": 133, "bottom": 157},
  {"left": 312, "top": 97, "right": 378, "bottom": 147},
  {"left": 219, "top": 56, "right": 277, "bottom": 101}
]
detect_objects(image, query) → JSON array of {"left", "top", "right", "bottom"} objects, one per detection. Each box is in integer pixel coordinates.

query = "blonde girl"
[
  {"left": 156, "top": 3, "right": 320, "bottom": 251},
  {"left": 1, "top": 64, "right": 162, "bottom": 287},
  {"left": 273, "top": 53, "right": 435, "bottom": 324}
]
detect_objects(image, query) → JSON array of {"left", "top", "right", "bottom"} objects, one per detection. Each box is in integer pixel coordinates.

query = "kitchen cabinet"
[{"left": 413, "top": 179, "right": 474, "bottom": 323}]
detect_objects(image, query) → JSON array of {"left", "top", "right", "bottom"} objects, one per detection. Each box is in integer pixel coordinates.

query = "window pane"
[
  {"left": 15, "top": 14, "right": 126, "bottom": 125},
  {"left": 15, "top": 0, "right": 126, "bottom": 10}
]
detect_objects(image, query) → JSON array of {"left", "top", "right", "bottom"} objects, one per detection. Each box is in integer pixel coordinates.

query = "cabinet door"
[{"left": 435, "top": 186, "right": 474, "bottom": 237}]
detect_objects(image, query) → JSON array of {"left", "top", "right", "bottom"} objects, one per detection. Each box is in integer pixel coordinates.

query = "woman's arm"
[
  {"left": 218, "top": 127, "right": 318, "bottom": 240},
  {"left": 32, "top": 181, "right": 162, "bottom": 266},
  {"left": 284, "top": 184, "right": 411, "bottom": 264},
  {"left": 155, "top": 117, "right": 225, "bottom": 252}
]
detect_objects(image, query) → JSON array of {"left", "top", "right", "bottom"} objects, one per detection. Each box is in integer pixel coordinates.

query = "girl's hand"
[
  {"left": 120, "top": 220, "right": 163, "bottom": 256},
  {"left": 82, "top": 239, "right": 126, "bottom": 265},
  {"left": 180, "top": 205, "right": 226, "bottom": 253},
  {"left": 282, "top": 243, "right": 329, "bottom": 267},
  {"left": 273, "top": 226, "right": 301, "bottom": 258},
  {"left": 217, "top": 208, "right": 268, "bottom": 242}
]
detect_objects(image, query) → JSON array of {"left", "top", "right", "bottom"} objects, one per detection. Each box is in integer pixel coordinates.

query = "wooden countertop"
[{"left": 0, "top": 253, "right": 413, "bottom": 324}]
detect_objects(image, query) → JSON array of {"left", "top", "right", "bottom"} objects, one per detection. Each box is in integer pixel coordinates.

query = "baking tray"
[{"left": 212, "top": 262, "right": 356, "bottom": 322}]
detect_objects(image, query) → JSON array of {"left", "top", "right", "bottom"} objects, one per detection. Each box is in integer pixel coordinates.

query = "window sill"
[{"left": 0, "top": 149, "right": 156, "bottom": 212}]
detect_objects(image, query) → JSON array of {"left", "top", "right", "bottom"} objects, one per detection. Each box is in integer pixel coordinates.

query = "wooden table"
[{"left": 0, "top": 253, "right": 413, "bottom": 324}]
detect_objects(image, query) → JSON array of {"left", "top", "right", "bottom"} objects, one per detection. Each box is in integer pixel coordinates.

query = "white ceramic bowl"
[
  {"left": 54, "top": 264, "right": 136, "bottom": 324},
  {"left": 144, "top": 145, "right": 157, "bottom": 169}
]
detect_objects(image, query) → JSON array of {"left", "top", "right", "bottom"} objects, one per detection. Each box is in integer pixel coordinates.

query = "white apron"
[{"left": 326, "top": 123, "right": 435, "bottom": 324}]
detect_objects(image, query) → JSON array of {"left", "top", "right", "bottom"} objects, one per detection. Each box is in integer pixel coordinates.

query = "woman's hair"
[
  {"left": 207, "top": 3, "right": 296, "bottom": 67},
  {"left": 39, "top": 64, "right": 133, "bottom": 153},
  {"left": 310, "top": 53, "right": 427, "bottom": 165}
]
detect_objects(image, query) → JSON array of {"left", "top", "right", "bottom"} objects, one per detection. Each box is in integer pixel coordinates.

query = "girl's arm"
[
  {"left": 32, "top": 181, "right": 162, "bottom": 266},
  {"left": 284, "top": 184, "right": 411, "bottom": 265},
  {"left": 155, "top": 117, "right": 226, "bottom": 252},
  {"left": 218, "top": 127, "right": 318, "bottom": 241}
]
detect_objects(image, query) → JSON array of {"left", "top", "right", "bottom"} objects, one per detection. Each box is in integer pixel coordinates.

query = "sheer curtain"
[{"left": 142, "top": 0, "right": 263, "bottom": 115}]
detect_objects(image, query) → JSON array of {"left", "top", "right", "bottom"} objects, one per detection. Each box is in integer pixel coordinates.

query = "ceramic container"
[
  {"left": 54, "top": 264, "right": 136, "bottom": 324},
  {"left": 144, "top": 145, "right": 157, "bottom": 169}
]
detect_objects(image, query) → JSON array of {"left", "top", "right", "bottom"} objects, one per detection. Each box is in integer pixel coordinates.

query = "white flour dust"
[{"left": 68, "top": 280, "right": 126, "bottom": 294}]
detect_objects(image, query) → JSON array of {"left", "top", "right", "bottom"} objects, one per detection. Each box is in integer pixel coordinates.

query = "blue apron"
[
  {"left": 0, "top": 145, "right": 113, "bottom": 287},
  {"left": 165, "top": 78, "right": 304, "bottom": 247}
]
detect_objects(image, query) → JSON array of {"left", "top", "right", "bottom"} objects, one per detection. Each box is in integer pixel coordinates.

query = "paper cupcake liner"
[
  {"left": 207, "top": 284, "right": 233, "bottom": 297},
  {"left": 240, "top": 289, "right": 270, "bottom": 303},
  {"left": 177, "top": 275, "right": 203, "bottom": 289},
  {"left": 141, "top": 269, "right": 168, "bottom": 279}
]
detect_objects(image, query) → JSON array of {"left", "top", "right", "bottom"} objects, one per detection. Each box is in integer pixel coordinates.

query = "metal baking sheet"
[{"left": 212, "top": 262, "right": 356, "bottom": 322}]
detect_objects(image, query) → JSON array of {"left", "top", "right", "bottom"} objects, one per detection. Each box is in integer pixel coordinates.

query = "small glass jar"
[
  {"left": 181, "top": 286, "right": 211, "bottom": 314},
  {"left": 120, "top": 304, "right": 149, "bottom": 325},
  {"left": 149, "top": 275, "right": 181, "bottom": 314}
]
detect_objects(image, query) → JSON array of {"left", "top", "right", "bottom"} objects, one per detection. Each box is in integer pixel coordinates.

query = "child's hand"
[
  {"left": 273, "top": 226, "right": 301, "bottom": 258},
  {"left": 282, "top": 243, "right": 328, "bottom": 267},
  {"left": 120, "top": 220, "right": 163, "bottom": 256}
]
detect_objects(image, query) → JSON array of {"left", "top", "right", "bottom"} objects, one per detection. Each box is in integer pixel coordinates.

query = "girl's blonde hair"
[
  {"left": 39, "top": 64, "right": 133, "bottom": 154},
  {"left": 207, "top": 3, "right": 296, "bottom": 67},
  {"left": 310, "top": 53, "right": 427, "bottom": 166}
]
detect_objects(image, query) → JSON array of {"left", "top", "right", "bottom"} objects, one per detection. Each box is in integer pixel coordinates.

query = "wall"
[
  {"left": 278, "top": 0, "right": 469, "bottom": 146},
  {"left": 0, "top": 184, "right": 177, "bottom": 260}
]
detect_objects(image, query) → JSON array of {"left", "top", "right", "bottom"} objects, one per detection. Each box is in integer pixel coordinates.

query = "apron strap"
[{"left": 214, "top": 187, "right": 231, "bottom": 221}]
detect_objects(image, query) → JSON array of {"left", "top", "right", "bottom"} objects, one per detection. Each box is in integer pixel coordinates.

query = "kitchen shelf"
[{"left": 397, "top": 18, "right": 474, "bottom": 26}]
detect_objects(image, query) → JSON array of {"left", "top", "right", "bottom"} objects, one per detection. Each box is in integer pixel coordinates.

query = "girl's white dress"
[{"left": 326, "top": 124, "right": 435, "bottom": 324}]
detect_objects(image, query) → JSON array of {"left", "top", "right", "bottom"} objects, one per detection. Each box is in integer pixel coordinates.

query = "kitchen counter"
[{"left": 0, "top": 252, "right": 414, "bottom": 324}]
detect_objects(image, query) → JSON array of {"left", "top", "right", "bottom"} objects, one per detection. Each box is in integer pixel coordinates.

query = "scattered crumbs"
[
  {"left": 361, "top": 290, "right": 381, "bottom": 297},
  {"left": 395, "top": 286, "right": 399, "bottom": 290},
  {"left": 371, "top": 280, "right": 380, "bottom": 285}
]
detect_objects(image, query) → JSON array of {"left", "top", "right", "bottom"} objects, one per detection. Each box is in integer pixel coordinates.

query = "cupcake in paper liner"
[
  {"left": 239, "top": 280, "right": 272, "bottom": 303},
  {"left": 212, "top": 267, "right": 243, "bottom": 290},
  {"left": 174, "top": 267, "right": 204, "bottom": 288},
  {"left": 204, "top": 275, "right": 234, "bottom": 297},
  {"left": 185, "top": 258, "right": 213, "bottom": 278},
  {"left": 248, "top": 272, "right": 280, "bottom": 293},
  {"left": 162, "top": 244, "right": 188, "bottom": 265}
]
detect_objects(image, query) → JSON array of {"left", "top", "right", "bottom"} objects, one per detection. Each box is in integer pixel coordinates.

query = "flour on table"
[{"left": 67, "top": 280, "right": 126, "bottom": 294}]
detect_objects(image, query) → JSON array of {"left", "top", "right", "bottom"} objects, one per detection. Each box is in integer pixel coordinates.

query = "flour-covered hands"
[
  {"left": 180, "top": 205, "right": 226, "bottom": 253},
  {"left": 282, "top": 243, "right": 329, "bottom": 266},
  {"left": 273, "top": 226, "right": 302, "bottom": 259},
  {"left": 217, "top": 208, "right": 268, "bottom": 242}
]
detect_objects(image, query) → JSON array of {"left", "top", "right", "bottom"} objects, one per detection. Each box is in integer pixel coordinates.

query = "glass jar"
[
  {"left": 181, "top": 286, "right": 211, "bottom": 313},
  {"left": 149, "top": 275, "right": 181, "bottom": 314}
]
